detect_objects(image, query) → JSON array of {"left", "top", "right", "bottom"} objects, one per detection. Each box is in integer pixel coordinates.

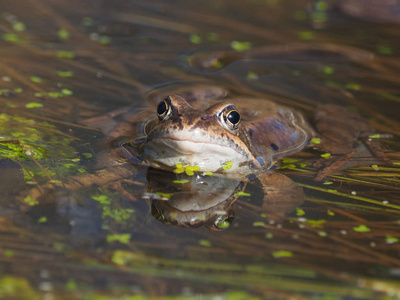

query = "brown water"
[{"left": 1, "top": 0, "right": 400, "bottom": 299}]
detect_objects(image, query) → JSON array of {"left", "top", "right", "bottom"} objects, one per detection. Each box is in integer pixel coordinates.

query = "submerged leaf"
[
  {"left": 353, "top": 225, "right": 370, "bottom": 233},
  {"left": 107, "top": 233, "right": 131, "bottom": 244},
  {"left": 199, "top": 240, "right": 212, "bottom": 247},
  {"left": 272, "top": 251, "right": 293, "bottom": 258}
]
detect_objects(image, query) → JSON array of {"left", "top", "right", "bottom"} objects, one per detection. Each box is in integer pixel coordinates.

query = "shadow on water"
[{"left": 0, "top": 0, "right": 400, "bottom": 298}]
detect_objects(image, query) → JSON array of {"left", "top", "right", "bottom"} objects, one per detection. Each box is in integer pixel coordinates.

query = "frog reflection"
[
  {"left": 144, "top": 167, "right": 305, "bottom": 231},
  {"left": 145, "top": 168, "right": 241, "bottom": 230}
]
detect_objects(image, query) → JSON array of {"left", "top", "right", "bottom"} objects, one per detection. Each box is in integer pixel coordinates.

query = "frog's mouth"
[{"left": 141, "top": 131, "right": 259, "bottom": 174}]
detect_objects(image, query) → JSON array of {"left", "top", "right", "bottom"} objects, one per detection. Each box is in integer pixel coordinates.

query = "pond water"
[{"left": 1, "top": 0, "right": 400, "bottom": 299}]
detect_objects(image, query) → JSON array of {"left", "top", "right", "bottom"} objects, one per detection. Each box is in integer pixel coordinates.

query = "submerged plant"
[{"left": 0, "top": 112, "right": 85, "bottom": 184}]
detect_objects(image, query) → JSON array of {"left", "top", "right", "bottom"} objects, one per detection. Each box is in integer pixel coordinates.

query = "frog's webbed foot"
[
  {"left": 312, "top": 104, "right": 393, "bottom": 181},
  {"left": 257, "top": 172, "right": 305, "bottom": 220}
]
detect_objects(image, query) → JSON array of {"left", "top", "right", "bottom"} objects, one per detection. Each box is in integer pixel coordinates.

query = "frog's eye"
[
  {"left": 157, "top": 97, "right": 172, "bottom": 121},
  {"left": 208, "top": 213, "right": 235, "bottom": 231},
  {"left": 220, "top": 105, "right": 240, "bottom": 132}
]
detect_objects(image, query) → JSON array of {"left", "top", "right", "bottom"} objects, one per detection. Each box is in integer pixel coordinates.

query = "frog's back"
[{"left": 234, "top": 98, "right": 313, "bottom": 169}]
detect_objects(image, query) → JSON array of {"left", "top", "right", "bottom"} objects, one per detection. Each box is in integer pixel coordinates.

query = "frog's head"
[{"left": 140, "top": 95, "right": 261, "bottom": 175}]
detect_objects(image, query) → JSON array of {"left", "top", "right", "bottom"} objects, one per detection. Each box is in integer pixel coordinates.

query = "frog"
[
  {"left": 18, "top": 84, "right": 391, "bottom": 229},
  {"left": 122, "top": 86, "right": 390, "bottom": 182},
  {"left": 125, "top": 93, "right": 313, "bottom": 177},
  {"left": 114, "top": 85, "right": 390, "bottom": 228}
]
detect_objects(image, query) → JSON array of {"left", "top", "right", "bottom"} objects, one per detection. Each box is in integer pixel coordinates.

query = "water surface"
[{"left": 1, "top": 0, "right": 400, "bottom": 299}]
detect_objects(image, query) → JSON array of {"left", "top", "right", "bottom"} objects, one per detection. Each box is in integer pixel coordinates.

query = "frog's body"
[{"left": 130, "top": 94, "right": 313, "bottom": 177}]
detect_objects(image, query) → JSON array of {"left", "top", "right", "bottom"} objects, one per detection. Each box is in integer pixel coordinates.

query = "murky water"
[{"left": 1, "top": 0, "right": 400, "bottom": 299}]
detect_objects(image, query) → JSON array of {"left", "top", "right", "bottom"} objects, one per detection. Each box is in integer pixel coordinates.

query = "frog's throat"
[{"left": 141, "top": 136, "right": 261, "bottom": 174}]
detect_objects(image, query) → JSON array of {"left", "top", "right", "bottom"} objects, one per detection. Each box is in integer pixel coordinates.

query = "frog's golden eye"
[
  {"left": 157, "top": 97, "right": 172, "bottom": 121},
  {"left": 220, "top": 105, "right": 240, "bottom": 132}
]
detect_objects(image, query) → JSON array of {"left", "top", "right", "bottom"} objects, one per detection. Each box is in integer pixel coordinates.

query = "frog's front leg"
[
  {"left": 257, "top": 172, "right": 305, "bottom": 220},
  {"left": 311, "top": 104, "right": 392, "bottom": 181}
]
